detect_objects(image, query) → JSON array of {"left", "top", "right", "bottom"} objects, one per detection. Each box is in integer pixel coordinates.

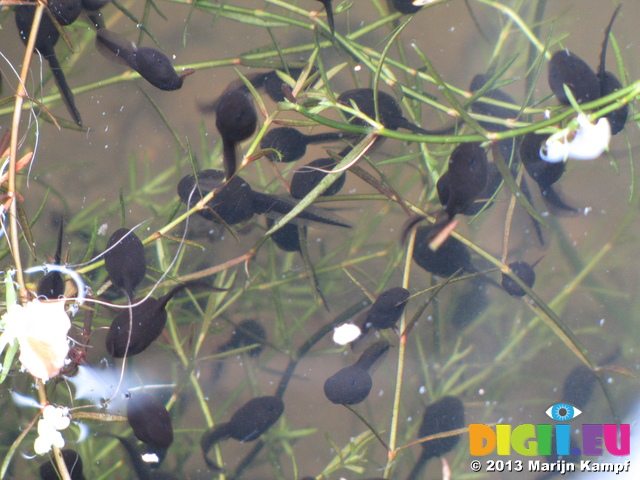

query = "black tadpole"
[
  {"left": 412, "top": 225, "right": 474, "bottom": 277},
  {"left": 215, "top": 89, "right": 258, "bottom": 179},
  {"left": 520, "top": 132, "right": 578, "bottom": 213},
  {"left": 96, "top": 29, "right": 195, "bottom": 91},
  {"left": 437, "top": 161, "right": 501, "bottom": 217},
  {"left": 352, "top": 287, "right": 410, "bottom": 347},
  {"left": 212, "top": 319, "right": 267, "bottom": 382},
  {"left": 438, "top": 142, "right": 489, "bottom": 221},
  {"left": 261, "top": 127, "right": 351, "bottom": 163},
  {"left": 115, "top": 436, "right": 179, "bottom": 480},
  {"left": 338, "top": 88, "right": 451, "bottom": 135},
  {"left": 548, "top": 50, "right": 600, "bottom": 106},
  {"left": 597, "top": 5, "right": 627, "bottom": 135},
  {"left": 200, "top": 396, "right": 284, "bottom": 471},
  {"left": 82, "top": 0, "right": 111, "bottom": 11},
  {"left": 501, "top": 260, "right": 536, "bottom": 297},
  {"left": 48, "top": 0, "right": 82, "bottom": 26},
  {"left": 127, "top": 392, "right": 174, "bottom": 451},
  {"left": 177, "top": 169, "right": 351, "bottom": 228},
  {"left": 290, "top": 157, "right": 347, "bottom": 200},
  {"left": 324, "top": 340, "right": 390, "bottom": 405},
  {"left": 106, "top": 282, "right": 215, "bottom": 358},
  {"left": 104, "top": 228, "right": 146, "bottom": 302},
  {"left": 37, "top": 219, "right": 65, "bottom": 299},
  {"left": 406, "top": 396, "right": 465, "bottom": 480},
  {"left": 15, "top": 5, "right": 83, "bottom": 126},
  {"left": 391, "top": 0, "right": 423, "bottom": 14},
  {"left": 39, "top": 449, "right": 86, "bottom": 480},
  {"left": 313, "top": 0, "right": 335, "bottom": 34}
]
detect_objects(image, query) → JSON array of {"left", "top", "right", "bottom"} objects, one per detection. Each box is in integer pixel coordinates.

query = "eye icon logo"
[{"left": 545, "top": 403, "right": 582, "bottom": 422}]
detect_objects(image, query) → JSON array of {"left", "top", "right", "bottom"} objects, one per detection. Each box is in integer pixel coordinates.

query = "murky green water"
[{"left": 0, "top": 1, "right": 638, "bottom": 479}]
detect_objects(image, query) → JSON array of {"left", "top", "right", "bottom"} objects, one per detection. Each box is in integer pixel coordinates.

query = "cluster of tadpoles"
[
  {"left": 28, "top": 3, "right": 633, "bottom": 479},
  {"left": 14, "top": 0, "right": 193, "bottom": 127}
]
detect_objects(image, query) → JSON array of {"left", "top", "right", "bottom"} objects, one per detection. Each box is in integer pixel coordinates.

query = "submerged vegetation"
[{"left": 0, "top": 0, "right": 638, "bottom": 479}]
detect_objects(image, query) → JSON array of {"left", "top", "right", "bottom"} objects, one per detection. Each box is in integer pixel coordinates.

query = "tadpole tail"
[
  {"left": 399, "top": 117, "right": 456, "bottom": 136},
  {"left": 318, "top": 0, "right": 335, "bottom": 35},
  {"left": 353, "top": 339, "right": 390, "bottom": 370},
  {"left": 541, "top": 185, "right": 579, "bottom": 214},
  {"left": 46, "top": 53, "right": 82, "bottom": 127},
  {"left": 297, "top": 225, "right": 331, "bottom": 311},
  {"left": 201, "top": 423, "right": 232, "bottom": 471},
  {"left": 116, "top": 436, "right": 153, "bottom": 480},
  {"left": 253, "top": 192, "right": 352, "bottom": 228},
  {"left": 598, "top": 5, "right": 622, "bottom": 81},
  {"left": 405, "top": 448, "right": 433, "bottom": 480},
  {"left": 158, "top": 281, "right": 224, "bottom": 311},
  {"left": 306, "top": 131, "right": 357, "bottom": 144},
  {"left": 222, "top": 139, "right": 237, "bottom": 180}
]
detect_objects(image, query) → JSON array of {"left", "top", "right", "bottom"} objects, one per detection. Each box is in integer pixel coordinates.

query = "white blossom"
[{"left": 0, "top": 299, "right": 71, "bottom": 381}]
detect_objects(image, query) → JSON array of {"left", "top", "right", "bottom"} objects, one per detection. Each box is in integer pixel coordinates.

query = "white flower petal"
[
  {"left": 34, "top": 435, "right": 52, "bottom": 455},
  {"left": 540, "top": 114, "right": 611, "bottom": 162}
]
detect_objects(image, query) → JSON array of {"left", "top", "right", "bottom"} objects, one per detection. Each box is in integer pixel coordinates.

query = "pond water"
[{"left": 0, "top": 1, "right": 638, "bottom": 479}]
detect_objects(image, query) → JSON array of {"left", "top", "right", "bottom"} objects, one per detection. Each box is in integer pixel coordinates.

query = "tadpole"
[
  {"left": 261, "top": 127, "right": 350, "bottom": 163},
  {"left": 437, "top": 162, "right": 501, "bottom": 216},
  {"left": 15, "top": 4, "right": 83, "bottom": 126},
  {"left": 106, "top": 283, "right": 210, "bottom": 358},
  {"left": 520, "top": 132, "right": 578, "bottom": 213},
  {"left": 48, "top": 0, "right": 82, "bottom": 26},
  {"left": 597, "top": 5, "right": 627, "bottom": 135},
  {"left": 177, "top": 169, "right": 351, "bottom": 227},
  {"left": 324, "top": 340, "right": 390, "bottom": 405},
  {"left": 126, "top": 392, "right": 174, "bottom": 451},
  {"left": 267, "top": 218, "right": 302, "bottom": 253},
  {"left": 39, "top": 449, "right": 86, "bottom": 480},
  {"left": 37, "top": 219, "right": 65, "bottom": 299},
  {"left": 313, "top": 0, "right": 335, "bottom": 34},
  {"left": 391, "top": 0, "right": 423, "bottom": 14},
  {"left": 200, "top": 396, "right": 284, "bottom": 470},
  {"left": 103, "top": 228, "right": 146, "bottom": 302},
  {"left": 290, "top": 157, "right": 347, "bottom": 200},
  {"left": 352, "top": 287, "right": 410, "bottom": 345},
  {"left": 548, "top": 50, "right": 600, "bottom": 105},
  {"left": 81, "top": 0, "right": 111, "bottom": 11},
  {"left": 116, "top": 436, "right": 179, "bottom": 480},
  {"left": 212, "top": 319, "right": 267, "bottom": 382},
  {"left": 469, "top": 74, "right": 518, "bottom": 133},
  {"left": 338, "top": 88, "right": 450, "bottom": 135},
  {"left": 437, "top": 143, "right": 489, "bottom": 221},
  {"left": 412, "top": 225, "right": 474, "bottom": 277},
  {"left": 96, "top": 29, "right": 195, "bottom": 91},
  {"left": 406, "top": 396, "right": 465, "bottom": 480},
  {"left": 501, "top": 260, "right": 536, "bottom": 297},
  {"left": 215, "top": 89, "right": 258, "bottom": 179}
]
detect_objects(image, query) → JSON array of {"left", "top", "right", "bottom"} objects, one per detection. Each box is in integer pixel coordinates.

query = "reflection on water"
[{"left": 1, "top": 0, "right": 639, "bottom": 478}]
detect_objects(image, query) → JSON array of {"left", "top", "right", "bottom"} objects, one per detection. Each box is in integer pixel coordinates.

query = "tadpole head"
[
  {"left": 324, "top": 365, "right": 372, "bottom": 405},
  {"left": 262, "top": 68, "right": 306, "bottom": 102},
  {"left": 338, "top": 88, "right": 405, "bottom": 131},
  {"left": 501, "top": 260, "right": 536, "bottom": 297},
  {"left": 290, "top": 157, "right": 346, "bottom": 199},
  {"left": 548, "top": 50, "right": 600, "bottom": 105},
  {"left": 105, "top": 297, "right": 166, "bottom": 358},
  {"left": 215, "top": 89, "right": 258, "bottom": 144},
  {"left": 469, "top": 74, "right": 517, "bottom": 132},
  {"left": 365, "top": 287, "right": 410, "bottom": 330},
  {"left": 267, "top": 218, "right": 302, "bottom": 253},
  {"left": 520, "top": 132, "right": 565, "bottom": 189},
  {"left": 15, "top": 5, "right": 60, "bottom": 54},
  {"left": 412, "top": 225, "right": 472, "bottom": 277},
  {"left": 261, "top": 127, "right": 308, "bottom": 163},
  {"left": 48, "top": 0, "right": 82, "bottom": 26},
  {"left": 177, "top": 169, "right": 255, "bottom": 224},
  {"left": 562, "top": 364, "right": 598, "bottom": 410},
  {"left": 599, "top": 71, "right": 628, "bottom": 135},
  {"left": 135, "top": 47, "right": 188, "bottom": 91},
  {"left": 127, "top": 392, "right": 174, "bottom": 450},
  {"left": 443, "top": 143, "right": 489, "bottom": 218},
  {"left": 39, "top": 449, "right": 86, "bottom": 480},
  {"left": 392, "top": 0, "right": 423, "bottom": 14},
  {"left": 226, "top": 319, "right": 268, "bottom": 356},
  {"left": 104, "top": 228, "right": 146, "bottom": 301},
  {"left": 418, "top": 396, "right": 465, "bottom": 459},
  {"left": 227, "top": 396, "right": 285, "bottom": 442}
]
